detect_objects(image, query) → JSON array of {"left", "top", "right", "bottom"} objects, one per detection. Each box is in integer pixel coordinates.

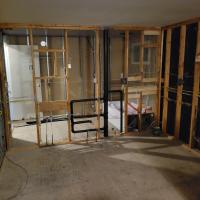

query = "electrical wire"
[{"left": 0, "top": 145, "right": 29, "bottom": 200}]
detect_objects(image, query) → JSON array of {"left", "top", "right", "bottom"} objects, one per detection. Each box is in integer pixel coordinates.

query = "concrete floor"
[
  {"left": 11, "top": 119, "right": 118, "bottom": 147},
  {"left": 0, "top": 133, "right": 200, "bottom": 200}
]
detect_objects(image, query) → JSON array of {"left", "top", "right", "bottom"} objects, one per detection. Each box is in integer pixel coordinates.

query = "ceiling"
[{"left": 0, "top": 0, "right": 200, "bottom": 27}]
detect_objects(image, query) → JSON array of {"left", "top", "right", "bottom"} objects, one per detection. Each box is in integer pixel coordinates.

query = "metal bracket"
[{"left": 121, "top": 77, "right": 128, "bottom": 85}]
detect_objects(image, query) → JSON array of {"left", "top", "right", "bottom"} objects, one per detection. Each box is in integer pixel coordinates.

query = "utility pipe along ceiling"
[{"left": 0, "top": 0, "right": 200, "bottom": 26}]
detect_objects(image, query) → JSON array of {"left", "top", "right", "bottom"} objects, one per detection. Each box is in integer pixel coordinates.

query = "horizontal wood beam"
[
  {"left": 38, "top": 101, "right": 67, "bottom": 112},
  {"left": 111, "top": 25, "right": 161, "bottom": 31},
  {"left": 144, "top": 30, "right": 161, "bottom": 35},
  {"left": 143, "top": 78, "right": 157, "bottom": 83},
  {"left": 128, "top": 85, "right": 157, "bottom": 93},
  {"left": 162, "top": 17, "right": 200, "bottom": 30},
  {"left": 128, "top": 91, "right": 157, "bottom": 99},
  {"left": 33, "top": 48, "right": 65, "bottom": 53},
  {"left": 35, "top": 76, "right": 66, "bottom": 80},
  {"left": 0, "top": 23, "right": 100, "bottom": 30},
  {"left": 128, "top": 76, "right": 141, "bottom": 82}
]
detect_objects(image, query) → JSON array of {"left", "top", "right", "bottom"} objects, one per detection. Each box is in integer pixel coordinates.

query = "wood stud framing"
[
  {"left": 162, "top": 19, "right": 200, "bottom": 150},
  {"left": 124, "top": 31, "right": 129, "bottom": 134},
  {"left": 95, "top": 30, "right": 101, "bottom": 139},
  {"left": 0, "top": 23, "right": 100, "bottom": 30},
  {"left": 137, "top": 29, "right": 143, "bottom": 131},
  {"left": 189, "top": 22, "right": 200, "bottom": 147},
  {"left": 125, "top": 29, "right": 161, "bottom": 133},
  {"left": 2, "top": 22, "right": 200, "bottom": 150},
  {"left": 64, "top": 30, "right": 72, "bottom": 143},
  {"left": 0, "top": 43, "right": 11, "bottom": 149},
  {"left": 140, "top": 31, "right": 144, "bottom": 81},
  {"left": 174, "top": 25, "right": 186, "bottom": 139},
  {"left": 29, "top": 29, "right": 42, "bottom": 146},
  {"left": 0, "top": 23, "right": 164, "bottom": 146},
  {"left": 29, "top": 28, "right": 102, "bottom": 146},
  {"left": 156, "top": 30, "right": 163, "bottom": 124},
  {"left": 0, "top": 23, "right": 103, "bottom": 147},
  {"left": 162, "top": 29, "right": 172, "bottom": 134}
]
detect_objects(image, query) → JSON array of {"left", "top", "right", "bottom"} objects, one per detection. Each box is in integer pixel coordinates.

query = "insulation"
[
  {"left": 180, "top": 104, "right": 192, "bottom": 143},
  {"left": 166, "top": 100, "right": 176, "bottom": 135},
  {"left": 166, "top": 27, "right": 180, "bottom": 135},
  {"left": 182, "top": 23, "right": 198, "bottom": 92},
  {"left": 179, "top": 23, "right": 198, "bottom": 144},
  {"left": 168, "top": 27, "right": 180, "bottom": 89},
  {"left": 195, "top": 97, "right": 200, "bottom": 140}
]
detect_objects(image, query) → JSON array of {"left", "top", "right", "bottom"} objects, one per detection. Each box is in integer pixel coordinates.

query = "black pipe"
[
  {"left": 72, "top": 128, "right": 104, "bottom": 134},
  {"left": 70, "top": 98, "right": 104, "bottom": 133},
  {"left": 73, "top": 114, "right": 104, "bottom": 119},
  {"left": 120, "top": 91, "right": 123, "bottom": 133},
  {"left": 73, "top": 120, "right": 92, "bottom": 124},
  {"left": 71, "top": 98, "right": 103, "bottom": 103},
  {"left": 103, "top": 29, "right": 110, "bottom": 137}
]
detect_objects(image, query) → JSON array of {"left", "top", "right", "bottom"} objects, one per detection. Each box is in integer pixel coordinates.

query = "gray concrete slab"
[{"left": 0, "top": 136, "right": 200, "bottom": 200}]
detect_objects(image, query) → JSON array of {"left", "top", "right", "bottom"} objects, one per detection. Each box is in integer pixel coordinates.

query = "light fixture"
[
  {"left": 68, "top": 64, "right": 72, "bottom": 69},
  {"left": 40, "top": 41, "right": 47, "bottom": 47}
]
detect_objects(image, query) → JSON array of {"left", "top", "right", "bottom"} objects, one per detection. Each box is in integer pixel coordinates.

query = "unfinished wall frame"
[
  {"left": 189, "top": 22, "right": 200, "bottom": 148},
  {"left": 162, "top": 19, "right": 200, "bottom": 149},
  {"left": 0, "top": 24, "right": 101, "bottom": 147},
  {"left": 110, "top": 26, "right": 162, "bottom": 134},
  {"left": 1, "top": 21, "right": 200, "bottom": 150},
  {"left": 174, "top": 25, "right": 186, "bottom": 139}
]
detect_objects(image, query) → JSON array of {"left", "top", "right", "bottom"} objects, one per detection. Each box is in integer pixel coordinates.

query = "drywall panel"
[{"left": 4, "top": 45, "right": 41, "bottom": 121}]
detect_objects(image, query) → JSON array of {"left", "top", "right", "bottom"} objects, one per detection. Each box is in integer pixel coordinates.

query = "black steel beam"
[{"left": 103, "top": 29, "right": 110, "bottom": 137}]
